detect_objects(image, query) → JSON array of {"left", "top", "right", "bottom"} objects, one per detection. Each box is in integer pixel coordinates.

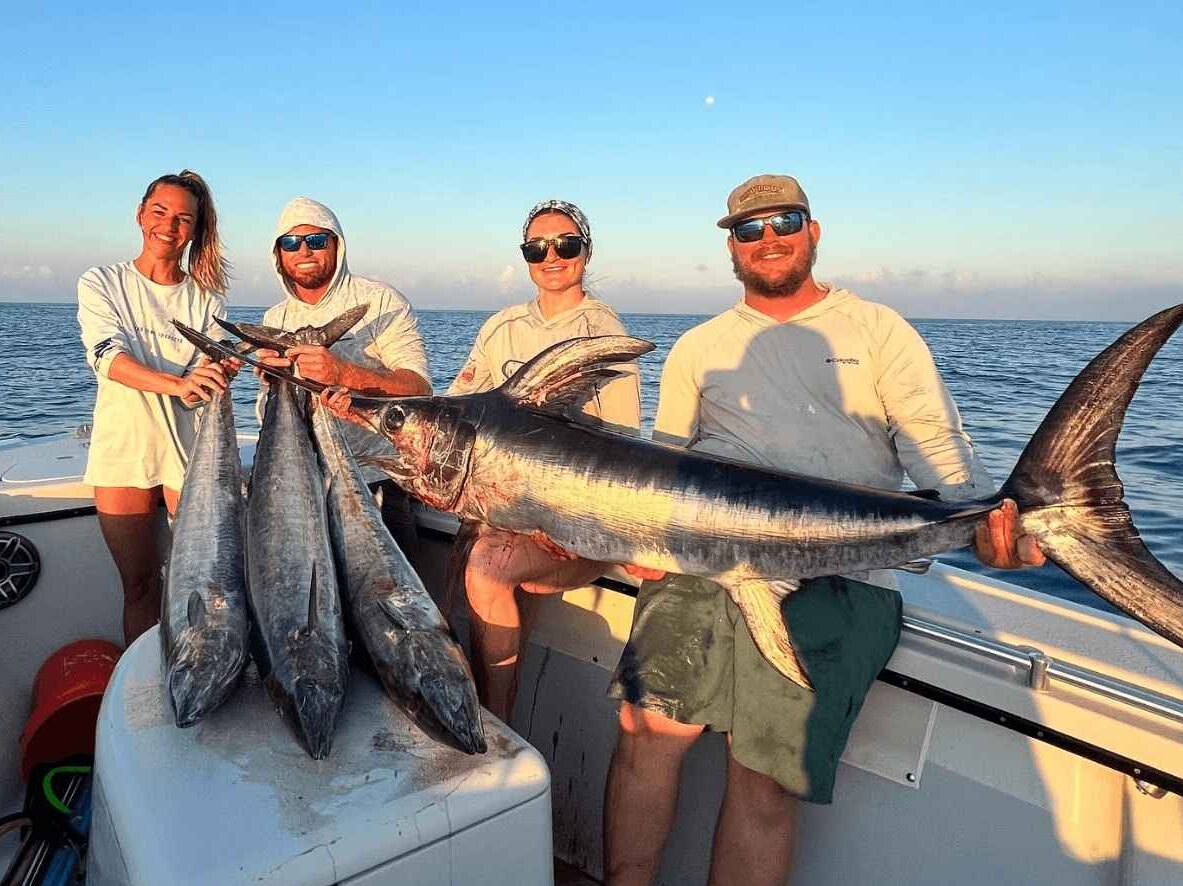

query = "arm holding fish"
[
  {"left": 289, "top": 294, "right": 431, "bottom": 395},
  {"left": 77, "top": 276, "right": 229, "bottom": 404},
  {"left": 874, "top": 311, "right": 1046, "bottom": 569}
]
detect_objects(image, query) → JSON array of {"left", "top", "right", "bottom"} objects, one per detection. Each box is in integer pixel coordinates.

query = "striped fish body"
[
  {"left": 160, "top": 389, "right": 249, "bottom": 727},
  {"left": 248, "top": 381, "right": 349, "bottom": 759},
  {"left": 310, "top": 403, "right": 486, "bottom": 754}
]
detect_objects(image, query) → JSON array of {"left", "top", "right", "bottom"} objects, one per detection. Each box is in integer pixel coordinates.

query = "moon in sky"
[{"left": 705, "top": 95, "right": 716, "bottom": 106}]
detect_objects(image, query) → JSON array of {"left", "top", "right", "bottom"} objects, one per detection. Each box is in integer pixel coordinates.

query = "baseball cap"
[{"left": 717, "top": 175, "right": 810, "bottom": 229}]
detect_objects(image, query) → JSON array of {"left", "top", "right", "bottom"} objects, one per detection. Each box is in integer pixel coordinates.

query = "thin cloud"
[
  {"left": 496, "top": 264, "right": 516, "bottom": 293},
  {"left": 0, "top": 265, "right": 54, "bottom": 280}
]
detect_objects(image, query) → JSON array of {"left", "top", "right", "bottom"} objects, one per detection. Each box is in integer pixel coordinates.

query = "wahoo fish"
[
  {"left": 179, "top": 305, "right": 1183, "bottom": 690},
  {"left": 309, "top": 401, "right": 487, "bottom": 754},
  {"left": 159, "top": 383, "right": 248, "bottom": 727},
  {"left": 179, "top": 311, "right": 361, "bottom": 758}
]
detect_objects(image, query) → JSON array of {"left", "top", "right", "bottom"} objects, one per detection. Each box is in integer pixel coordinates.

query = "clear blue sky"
[{"left": 2, "top": 2, "right": 1180, "bottom": 319}]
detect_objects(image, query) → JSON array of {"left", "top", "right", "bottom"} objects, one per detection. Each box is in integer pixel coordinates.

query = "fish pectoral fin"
[
  {"left": 724, "top": 579, "right": 813, "bottom": 691},
  {"left": 497, "top": 336, "right": 654, "bottom": 410},
  {"left": 187, "top": 590, "right": 207, "bottom": 629},
  {"left": 377, "top": 595, "right": 411, "bottom": 630}
]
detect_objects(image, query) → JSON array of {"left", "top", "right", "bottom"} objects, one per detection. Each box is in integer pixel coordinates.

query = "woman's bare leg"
[
  {"left": 465, "top": 530, "right": 604, "bottom": 721},
  {"left": 95, "top": 486, "right": 164, "bottom": 645}
]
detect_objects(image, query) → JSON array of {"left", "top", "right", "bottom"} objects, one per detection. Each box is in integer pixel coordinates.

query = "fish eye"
[{"left": 382, "top": 405, "right": 405, "bottom": 435}]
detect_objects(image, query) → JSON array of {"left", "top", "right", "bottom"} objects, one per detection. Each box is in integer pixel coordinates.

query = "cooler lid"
[{"left": 94, "top": 630, "right": 549, "bottom": 885}]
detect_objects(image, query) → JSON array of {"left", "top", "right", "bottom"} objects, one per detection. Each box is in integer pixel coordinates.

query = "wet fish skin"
[
  {"left": 160, "top": 387, "right": 249, "bottom": 728},
  {"left": 310, "top": 401, "right": 486, "bottom": 754},
  {"left": 248, "top": 380, "right": 350, "bottom": 759},
  {"left": 359, "top": 309, "right": 1183, "bottom": 687}
]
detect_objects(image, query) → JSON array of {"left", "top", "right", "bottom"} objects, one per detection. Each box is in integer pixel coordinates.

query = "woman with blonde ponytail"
[{"left": 77, "top": 169, "right": 240, "bottom": 644}]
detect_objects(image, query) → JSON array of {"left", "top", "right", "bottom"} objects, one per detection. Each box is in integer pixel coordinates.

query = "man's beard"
[
  {"left": 731, "top": 236, "right": 818, "bottom": 297},
  {"left": 283, "top": 262, "right": 334, "bottom": 290}
]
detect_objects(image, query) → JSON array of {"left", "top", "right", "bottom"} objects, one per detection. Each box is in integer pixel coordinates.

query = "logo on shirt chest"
[{"left": 825, "top": 357, "right": 861, "bottom": 366}]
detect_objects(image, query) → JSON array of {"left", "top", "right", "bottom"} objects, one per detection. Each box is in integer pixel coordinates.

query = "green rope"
[{"left": 41, "top": 765, "right": 92, "bottom": 815}]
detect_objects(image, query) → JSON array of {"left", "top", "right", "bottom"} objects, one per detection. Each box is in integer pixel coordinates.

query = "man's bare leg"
[
  {"left": 707, "top": 747, "right": 798, "bottom": 886},
  {"left": 464, "top": 530, "right": 604, "bottom": 721},
  {"left": 95, "top": 486, "right": 167, "bottom": 645},
  {"left": 604, "top": 703, "right": 704, "bottom": 885}
]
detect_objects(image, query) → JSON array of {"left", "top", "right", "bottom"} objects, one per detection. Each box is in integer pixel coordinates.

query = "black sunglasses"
[
  {"left": 731, "top": 211, "right": 807, "bottom": 243},
  {"left": 277, "top": 232, "right": 334, "bottom": 252},
  {"left": 520, "top": 234, "right": 586, "bottom": 264}
]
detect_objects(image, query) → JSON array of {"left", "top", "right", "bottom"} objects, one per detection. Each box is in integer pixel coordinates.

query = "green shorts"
[{"left": 608, "top": 573, "right": 901, "bottom": 804}]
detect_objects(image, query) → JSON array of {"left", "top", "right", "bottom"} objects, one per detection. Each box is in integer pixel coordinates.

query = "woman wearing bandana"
[{"left": 448, "top": 199, "right": 641, "bottom": 721}]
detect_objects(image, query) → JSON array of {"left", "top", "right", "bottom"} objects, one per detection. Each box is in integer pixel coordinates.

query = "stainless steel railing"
[{"left": 901, "top": 615, "right": 1183, "bottom": 727}]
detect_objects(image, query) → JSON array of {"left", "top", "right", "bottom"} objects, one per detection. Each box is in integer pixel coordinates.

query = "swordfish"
[{"left": 179, "top": 304, "right": 1183, "bottom": 689}]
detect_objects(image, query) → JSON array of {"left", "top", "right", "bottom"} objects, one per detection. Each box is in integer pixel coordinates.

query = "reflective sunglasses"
[
  {"left": 520, "top": 234, "right": 586, "bottom": 264},
  {"left": 731, "top": 211, "right": 807, "bottom": 243},
  {"left": 277, "top": 232, "right": 334, "bottom": 252}
]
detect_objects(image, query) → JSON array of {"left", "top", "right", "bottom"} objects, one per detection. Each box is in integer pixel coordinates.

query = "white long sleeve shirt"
[
  {"left": 448, "top": 297, "right": 641, "bottom": 432},
  {"left": 78, "top": 262, "right": 226, "bottom": 490},
  {"left": 655, "top": 287, "right": 993, "bottom": 499}
]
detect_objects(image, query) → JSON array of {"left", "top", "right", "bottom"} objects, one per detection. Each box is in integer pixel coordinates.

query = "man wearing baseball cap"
[{"left": 602, "top": 175, "right": 1044, "bottom": 884}]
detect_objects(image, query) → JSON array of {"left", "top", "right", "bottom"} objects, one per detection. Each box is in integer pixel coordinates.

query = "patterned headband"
[{"left": 522, "top": 199, "right": 593, "bottom": 262}]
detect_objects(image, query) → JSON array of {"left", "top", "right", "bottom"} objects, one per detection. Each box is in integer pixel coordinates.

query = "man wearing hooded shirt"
[{"left": 255, "top": 197, "right": 431, "bottom": 551}]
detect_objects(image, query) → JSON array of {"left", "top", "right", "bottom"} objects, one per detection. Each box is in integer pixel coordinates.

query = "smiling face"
[
  {"left": 137, "top": 183, "right": 199, "bottom": 264},
  {"left": 728, "top": 212, "right": 821, "bottom": 298},
  {"left": 524, "top": 212, "right": 587, "bottom": 295},
  {"left": 277, "top": 224, "right": 339, "bottom": 293}
]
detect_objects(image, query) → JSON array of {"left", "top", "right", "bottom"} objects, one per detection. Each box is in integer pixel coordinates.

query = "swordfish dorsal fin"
[{"left": 498, "top": 335, "right": 654, "bottom": 411}]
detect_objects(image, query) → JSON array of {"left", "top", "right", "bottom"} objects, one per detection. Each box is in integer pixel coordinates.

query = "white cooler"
[{"left": 86, "top": 630, "right": 552, "bottom": 885}]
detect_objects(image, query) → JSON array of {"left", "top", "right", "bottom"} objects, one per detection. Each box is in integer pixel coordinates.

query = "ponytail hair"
[{"left": 139, "top": 169, "right": 231, "bottom": 294}]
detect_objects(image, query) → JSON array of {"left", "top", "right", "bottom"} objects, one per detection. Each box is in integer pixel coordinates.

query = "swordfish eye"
[{"left": 380, "top": 404, "right": 406, "bottom": 436}]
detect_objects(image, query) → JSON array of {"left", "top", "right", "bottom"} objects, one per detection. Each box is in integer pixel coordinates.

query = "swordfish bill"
[
  {"left": 158, "top": 333, "right": 249, "bottom": 727},
  {"left": 310, "top": 403, "right": 486, "bottom": 754}
]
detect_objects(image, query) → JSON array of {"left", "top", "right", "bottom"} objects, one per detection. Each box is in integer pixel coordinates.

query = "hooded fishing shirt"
[
  {"left": 257, "top": 198, "right": 430, "bottom": 482},
  {"left": 448, "top": 297, "right": 641, "bottom": 431},
  {"left": 655, "top": 287, "right": 995, "bottom": 584},
  {"left": 78, "top": 262, "right": 226, "bottom": 490}
]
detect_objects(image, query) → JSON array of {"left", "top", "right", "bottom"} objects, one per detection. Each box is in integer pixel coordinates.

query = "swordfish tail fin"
[{"left": 1001, "top": 303, "right": 1183, "bottom": 647}]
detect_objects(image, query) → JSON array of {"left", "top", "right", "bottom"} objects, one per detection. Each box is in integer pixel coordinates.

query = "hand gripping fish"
[
  {"left": 178, "top": 305, "right": 1183, "bottom": 691},
  {"left": 159, "top": 380, "right": 249, "bottom": 727},
  {"left": 309, "top": 400, "right": 487, "bottom": 754}
]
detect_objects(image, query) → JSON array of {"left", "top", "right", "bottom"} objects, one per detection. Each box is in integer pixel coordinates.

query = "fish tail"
[{"left": 1001, "top": 303, "right": 1183, "bottom": 646}]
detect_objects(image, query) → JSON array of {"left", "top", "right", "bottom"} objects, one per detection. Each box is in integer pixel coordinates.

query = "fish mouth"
[
  {"left": 167, "top": 645, "right": 247, "bottom": 727},
  {"left": 290, "top": 675, "right": 347, "bottom": 760},
  {"left": 407, "top": 636, "right": 487, "bottom": 754}
]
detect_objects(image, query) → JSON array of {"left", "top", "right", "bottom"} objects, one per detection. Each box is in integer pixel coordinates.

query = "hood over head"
[{"left": 272, "top": 196, "right": 349, "bottom": 299}]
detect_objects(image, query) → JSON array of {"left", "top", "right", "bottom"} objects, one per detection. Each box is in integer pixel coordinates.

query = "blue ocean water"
[{"left": 2, "top": 301, "right": 1181, "bottom": 612}]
